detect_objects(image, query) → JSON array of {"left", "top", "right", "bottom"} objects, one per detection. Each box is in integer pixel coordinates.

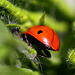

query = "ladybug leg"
[
  {"left": 24, "top": 34, "right": 32, "bottom": 47},
  {"left": 37, "top": 49, "right": 51, "bottom": 58},
  {"left": 43, "top": 49, "right": 51, "bottom": 58},
  {"left": 32, "top": 53, "right": 37, "bottom": 59}
]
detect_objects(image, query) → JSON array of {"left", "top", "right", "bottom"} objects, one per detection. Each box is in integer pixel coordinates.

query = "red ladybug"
[{"left": 23, "top": 25, "right": 60, "bottom": 58}]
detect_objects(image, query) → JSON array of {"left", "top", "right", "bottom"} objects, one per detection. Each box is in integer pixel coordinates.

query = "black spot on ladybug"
[{"left": 37, "top": 30, "right": 43, "bottom": 34}]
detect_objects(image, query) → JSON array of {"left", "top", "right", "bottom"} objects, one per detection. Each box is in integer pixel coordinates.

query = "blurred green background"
[{"left": 0, "top": 0, "right": 75, "bottom": 75}]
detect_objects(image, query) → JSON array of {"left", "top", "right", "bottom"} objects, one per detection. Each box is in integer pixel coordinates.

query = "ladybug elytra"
[{"left": 23, "top": 25, "right": 60, "bottom": 58}]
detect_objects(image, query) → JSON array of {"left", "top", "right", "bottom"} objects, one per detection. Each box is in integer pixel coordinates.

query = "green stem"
[
  {"left": 6, "top": 24, "right": 26, "bottom": 33},
  {"left": 0, "top": 0, "right": 33, "bottom": 25}
]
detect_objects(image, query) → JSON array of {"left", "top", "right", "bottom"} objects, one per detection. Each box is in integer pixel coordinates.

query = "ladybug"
[{"left": 22, "top": 25, "right": 60, "bottom": 58}]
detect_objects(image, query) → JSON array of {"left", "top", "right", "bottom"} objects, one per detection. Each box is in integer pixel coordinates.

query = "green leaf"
[
  {"left": 39, "top": 11, "right": 45, "bottom": 25},
  {"left": 0, "top": 20, "right": 37, "bottom": 70},
  {"left": 0, "top": 65, "right": 40, "bottom": 75}
]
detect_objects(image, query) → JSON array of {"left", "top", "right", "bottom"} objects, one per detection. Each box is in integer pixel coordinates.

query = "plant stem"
[{"left": 0, "top": 0, "right": 33, "bottom": 26}]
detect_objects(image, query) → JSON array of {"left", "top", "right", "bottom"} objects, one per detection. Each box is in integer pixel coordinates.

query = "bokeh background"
[{"left": 0, "top": 0, "right": 75, "bottom": 75}]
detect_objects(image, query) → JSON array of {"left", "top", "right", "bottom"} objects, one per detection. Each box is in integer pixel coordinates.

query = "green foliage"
[
  {"left": 39, "top": 11, "right": 45, "bottom": 25},
  {"left": 68, "top": 49, "right": 75, "bottom": 65},
  {"left": 0, "top": 20, "right": 39, "bottom": 75},
  {"left": 0, "top": 0, "right": 75, "bottom": 75},
  {"left": 0, "top": 65, "right": 40, "bottom": 75}
]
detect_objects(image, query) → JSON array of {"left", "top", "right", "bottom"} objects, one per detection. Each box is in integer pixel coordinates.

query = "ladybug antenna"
[{"left": 39, "top": 11, "right": 45, "bottom": 26}]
